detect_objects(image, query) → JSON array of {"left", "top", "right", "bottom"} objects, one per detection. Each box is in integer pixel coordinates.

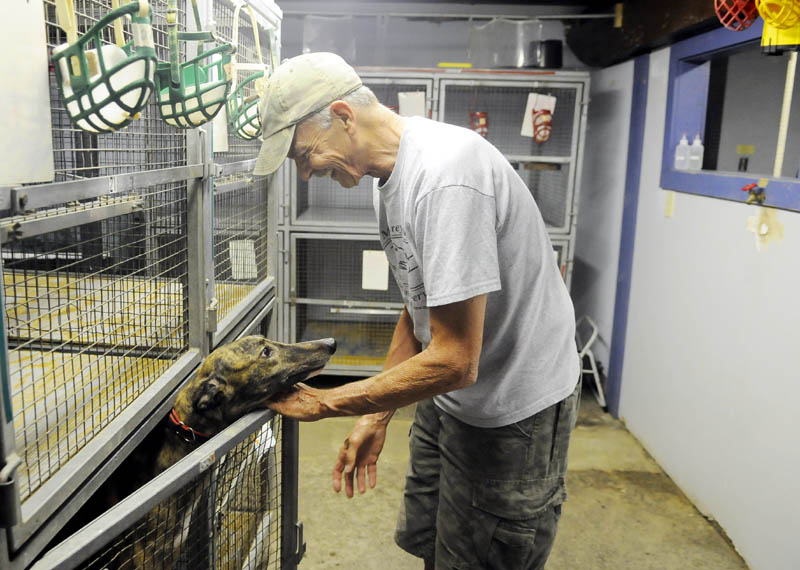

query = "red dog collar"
[{"left": 168, "top": 408, "right": 213, "bottom": 443}]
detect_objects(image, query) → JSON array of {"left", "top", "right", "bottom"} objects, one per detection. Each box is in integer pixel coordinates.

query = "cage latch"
[
  {"left": 294, "top": 520, "right": 306, "bottom": 563},
  {"left": 206, "top": 297, "right": 219, "bottom": 333},
  {"left": 0, "top": 453, "right": 22, "bottom": 528}
]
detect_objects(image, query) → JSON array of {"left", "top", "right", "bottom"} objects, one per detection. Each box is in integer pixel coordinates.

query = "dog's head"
[{"left": 177, "top": 336, "right": 336, "bottom": 433}]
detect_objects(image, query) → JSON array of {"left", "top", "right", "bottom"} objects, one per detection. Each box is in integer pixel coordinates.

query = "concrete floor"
[{"left": 297, "top": 384, "right": 749, "bottom": 569}]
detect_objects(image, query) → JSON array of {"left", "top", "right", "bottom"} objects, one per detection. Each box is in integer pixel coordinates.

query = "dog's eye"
[{"left": 261, "top": 346, "right": 272, "bottom": 358}]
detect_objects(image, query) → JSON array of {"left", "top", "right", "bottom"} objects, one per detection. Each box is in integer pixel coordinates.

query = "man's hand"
[
  {"left": 333, "top": 414, "right": 389, "bottom": 498},
  {"left": 266, "top": 383, "right": 327, "bottom": 421}
]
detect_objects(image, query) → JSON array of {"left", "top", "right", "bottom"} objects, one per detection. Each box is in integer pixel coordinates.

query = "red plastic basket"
[{"left": 715, "top": 0, "right": 759, "bottom": 31}]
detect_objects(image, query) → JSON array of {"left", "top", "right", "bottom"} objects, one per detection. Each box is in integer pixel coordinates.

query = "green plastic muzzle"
[
  {"left": 154, "top": 0, "right": 235, "bottom": 129},
  {"left": 52, "top": 1, "right": 157, "bottom": 133},
  {"left": 154, "top": 44, "right": 234, "bottom": 129},
  {"left": 226, "top": 71, "right": 264, "bottom": 140}
]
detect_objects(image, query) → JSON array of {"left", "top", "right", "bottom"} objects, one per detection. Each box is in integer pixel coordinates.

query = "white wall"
[
  {"left": 572, "top": 60, "right": 634, "bottom": 367},
  {"left": 619, "top": 47, "right": 800, "bottom": 570}
]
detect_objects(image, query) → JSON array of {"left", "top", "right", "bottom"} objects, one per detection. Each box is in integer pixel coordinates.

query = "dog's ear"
[{"left": 194, "top": 376, "right": 224, "bottom": 412}]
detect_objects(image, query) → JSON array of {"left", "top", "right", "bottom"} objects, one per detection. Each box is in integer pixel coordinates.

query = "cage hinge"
[
  {"left": 293, "top": 520, "right": 306, "bottom": 564},
  {"left": 0, "top": 453, "right": 22, "bottom": 528},
  {"left": 206, "top": 297, "right": 219, "bottom": 333}
]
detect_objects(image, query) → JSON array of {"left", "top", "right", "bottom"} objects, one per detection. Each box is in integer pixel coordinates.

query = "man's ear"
[
  {"left": 329, "top": 101, "right": 355, "bottom": 130},
  {"left": 194, "top": 376, "right": 224, "bottom": 412}
]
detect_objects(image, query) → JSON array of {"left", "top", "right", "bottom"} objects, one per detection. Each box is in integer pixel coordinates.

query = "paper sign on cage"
[
  {"left": 212, "top": 108, "right": 230, "bottom": 153},
  {"left": 1, "top": 1, "right": 55, "bottom": 185},
  {"left": 362, "top": 250, "right": 389, "bottom": 291},
  {"left": 521, "top": 93, "right": 556, "bottom": 143},
  {"left": 398, "top": 92, "right": 427, "bottom": 117},
  {"left": 230, "top": 239, "right": 258, "bottom": 280}
]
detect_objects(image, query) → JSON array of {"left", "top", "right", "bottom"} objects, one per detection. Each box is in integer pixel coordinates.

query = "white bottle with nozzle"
[
  {"left": 674, "top": 133, "right": 690, "bottom": 170},
  {"left": 688, "top": 133, "right": 704, "bottom": 171}
]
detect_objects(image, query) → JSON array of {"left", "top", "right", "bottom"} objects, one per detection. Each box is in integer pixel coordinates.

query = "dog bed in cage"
[
  {"left": 155, "top": 0, "right": 235, "bottom": 128},
  {"left": 52, "top": 0, "right": 157, "bottom": 133}
]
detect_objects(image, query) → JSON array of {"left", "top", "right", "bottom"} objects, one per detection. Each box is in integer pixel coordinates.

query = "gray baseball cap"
[{"left": 253, "top": 52, "right": 363, "bottom": 176}]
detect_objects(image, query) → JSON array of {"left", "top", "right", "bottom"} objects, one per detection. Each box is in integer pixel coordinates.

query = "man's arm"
[
  {"left": 331, "top": 307, "right": 421, "bottom": 497},
  {"left": 364, "top": 306, "right": 422, "bottom": 423},
  {"left": 268, "top": 294, "right": 487, "bottom": 420}
]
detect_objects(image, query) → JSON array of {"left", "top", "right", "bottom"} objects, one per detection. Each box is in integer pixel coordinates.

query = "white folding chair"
[{"left": 575, "top": 315, "right": 607, "bottom": 409}]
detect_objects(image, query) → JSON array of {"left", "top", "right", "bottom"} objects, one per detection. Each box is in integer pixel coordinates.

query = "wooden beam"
[{"left": 567, "top": 0, "right": 720, "bottom": 67}]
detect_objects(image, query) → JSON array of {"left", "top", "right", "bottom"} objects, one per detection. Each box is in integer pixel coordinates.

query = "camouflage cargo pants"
[{"left": 395, "top": 380, "right": 581, "bottom": 570}]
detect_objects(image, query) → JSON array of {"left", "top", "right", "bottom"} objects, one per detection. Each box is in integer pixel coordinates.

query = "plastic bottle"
[
  {"left": 688, "top": 133, "right": 704, "bottom": 171},
  {"left": 674, "top": 133, "right": 690, "bottom": 170}
]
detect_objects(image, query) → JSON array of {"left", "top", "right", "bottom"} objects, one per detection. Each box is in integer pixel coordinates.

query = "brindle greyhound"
[
  {"left": 111, "top": 335, "right": 337, "bottom": 494},
  {"left": 155, "top": 335, "right": 336, "bottom": 475},
  {"left": 57, "top": 336, "right": 336, "bottom": 568}
]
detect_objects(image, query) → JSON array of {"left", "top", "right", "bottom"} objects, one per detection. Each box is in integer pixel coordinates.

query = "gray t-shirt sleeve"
[{"left": 414, "top": 185, "right": 502, "bottom": 307}]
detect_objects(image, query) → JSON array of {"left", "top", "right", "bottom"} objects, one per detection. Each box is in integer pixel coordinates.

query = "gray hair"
[{"left": 303, "top": 85, "right": 379, "bottom": 130}]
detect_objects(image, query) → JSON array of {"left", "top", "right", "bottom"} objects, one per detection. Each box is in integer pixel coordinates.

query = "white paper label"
[
  {"left": 230, "top": 239, "right": 258, "bottom": 280},
  {"left": 362, "top": 250, "right": 389, "bottom": 291},
  {"left": 521, "top": 93, "right": 557, "bottom": 138},
  {"left": 1, "top": 3, "right": 55, "bottom": 185},
  {"left": 212, "top": 107, "right": 229, "bottom": 153},
  {"left": 398, "top": 92, "right": 427, "bottom": 117}
]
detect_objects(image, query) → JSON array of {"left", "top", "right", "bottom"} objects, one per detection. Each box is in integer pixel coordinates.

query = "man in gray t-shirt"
[{"left": 257, "top": 53, "right": 580, "bottom": 570}]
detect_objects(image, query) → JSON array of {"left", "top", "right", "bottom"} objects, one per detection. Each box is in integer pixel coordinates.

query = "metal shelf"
[{"left": 295, "top": 206, "right": 377, "bottom": 228}]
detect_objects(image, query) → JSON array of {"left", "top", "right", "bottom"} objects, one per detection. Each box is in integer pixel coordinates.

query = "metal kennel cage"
[
  {"left": 438, "top": 76, "right": 587, "bottom": 235},
  {"left": 3, "top": 183, "right": 190, "bottom": 504},
  {"left": 31, "top": 305, "right": 298, "bottom": 570},
  {"left": 0, "top": 1, "right": 283, "bottom": 567},
  {"left": 289, "top": 234, "right": 403, "bottom": 375},
  {"left": 210, "top": 0, "right": 278, "bottom": 338},
  {"left": 0, "top": 1, "right": 200, "bottom": 557},
  {"left": 277, "top": 68, "right": 588, "bottom": 373}
]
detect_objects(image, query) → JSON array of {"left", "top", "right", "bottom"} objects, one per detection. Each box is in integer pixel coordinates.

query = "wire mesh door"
[
  {"left": 439, "top": 79, "right": 583, "bottom": 233},
  {"left": 82, "top": 422, "right": 281, "bottom": 570},
  {"left": 515, "top": 161, "right": 573, "bottom": 229},
  {"left": 37, "top": 413, "right": 284, "bottom": 570},
  {"left": 211, "top": 0, "right": 275, "bottom": 326},
  {"left": 290, "top": 234, "right": 403, "bottom": 375},
  {"left": 3, "top": 183, "right": 190, "bottom": 508},
  {"left": 291, "top": 78, "right": 433, "bottom": 228}
]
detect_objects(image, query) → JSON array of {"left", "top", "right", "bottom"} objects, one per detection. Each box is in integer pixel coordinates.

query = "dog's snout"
[{"left": 321, "top": 338, "right": 337, "bottom": 353}]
